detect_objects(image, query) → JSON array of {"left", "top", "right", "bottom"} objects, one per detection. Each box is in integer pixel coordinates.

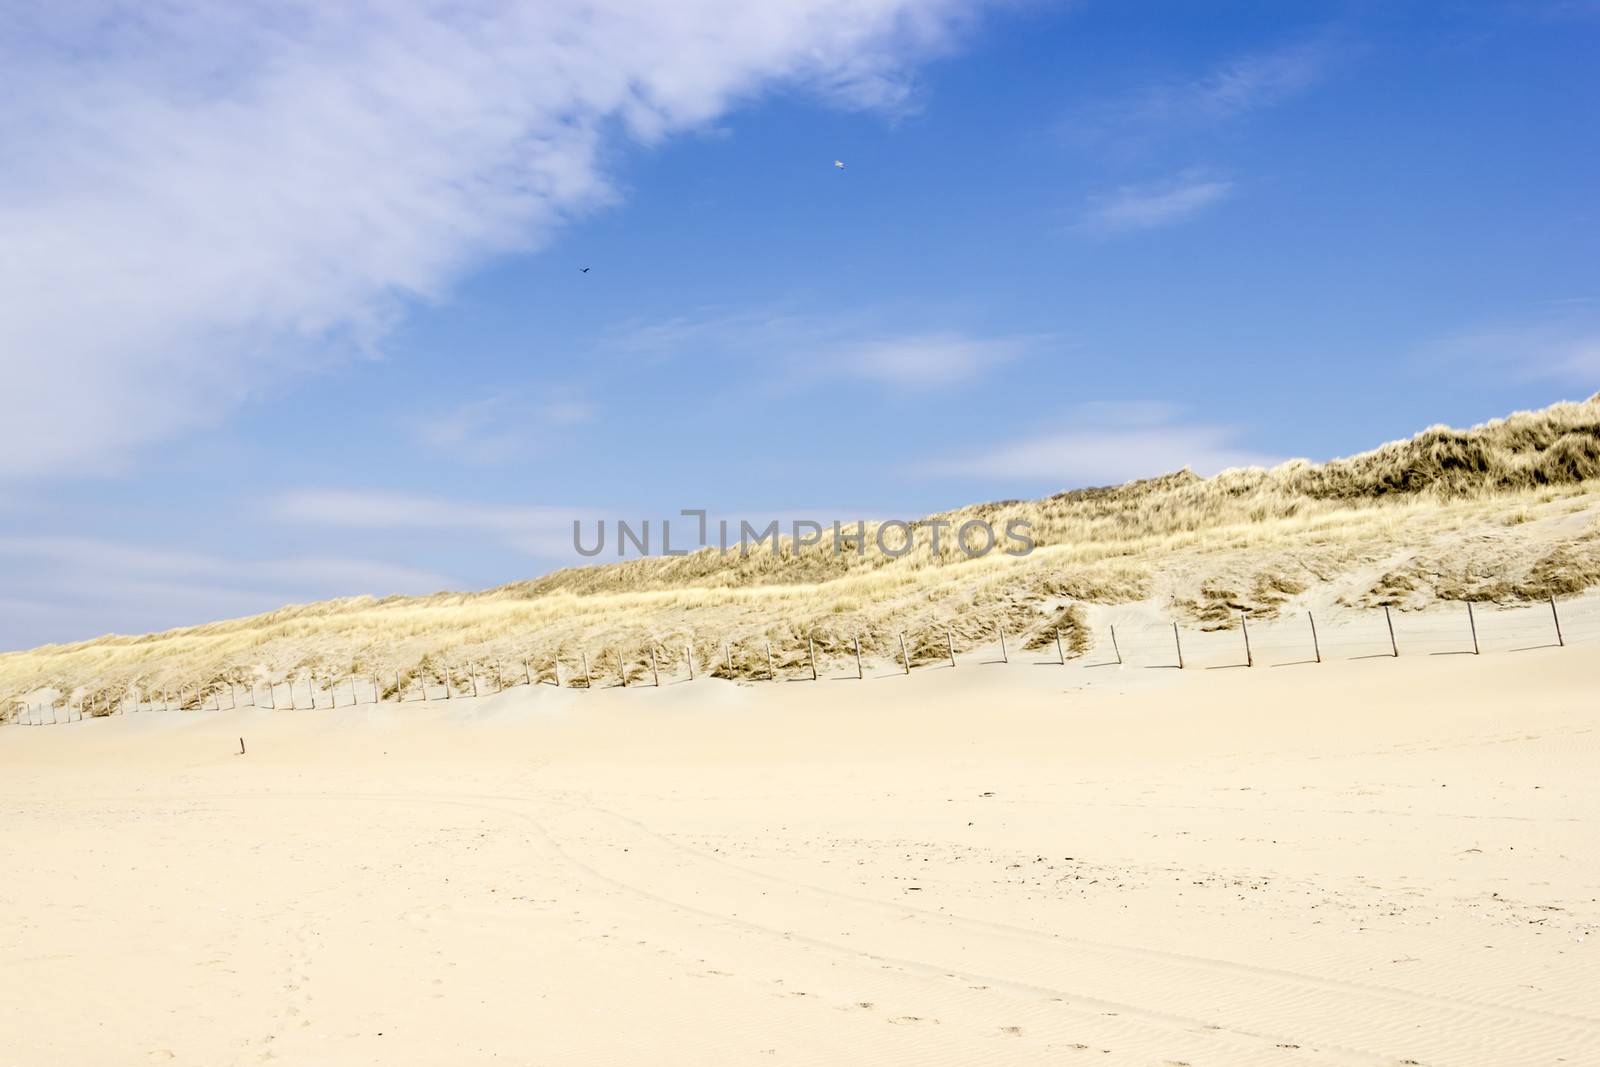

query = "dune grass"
[{"left": 5, "top": 395, "right": 1600, "bottom": 715}]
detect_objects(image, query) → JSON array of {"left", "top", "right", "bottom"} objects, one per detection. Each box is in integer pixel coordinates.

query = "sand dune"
[
  {"left": 4, "top": 642, "right": 1596, "bottom": 1065},
  {"left": 6, "top": 394, "right": 1600, "bottom": 708}
]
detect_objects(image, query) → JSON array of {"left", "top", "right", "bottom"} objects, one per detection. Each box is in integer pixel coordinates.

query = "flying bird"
[
  {"left": 579, "top": 267, "right": 590, "bottom": 273},
  {"left": 833, "top": 160, "right": 845, "bottom": 170}
]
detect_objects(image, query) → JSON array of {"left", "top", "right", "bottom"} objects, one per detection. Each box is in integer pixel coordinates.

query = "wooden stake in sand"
[
  {"left": 469, "top": 664, "right": 480, "bottom": 698},
  {"left": 1467, "top": 601, "right": 1480, "bottom": 655},
  {"left": 854, "top": 635, "right": 863, "bottom": 679},
  {"left": 1384, "top": 605, "right": 1398, "bottom": 657},
  {"left": 650, "top": 646, "right": 660, "bottom": 687},
  {"left": 808, "top": 638, "right": 818, "bottom": 681},
  {"left": 766, "top": 641, "right": 775, "bottom": 681},
  {"left": 724, "top": 641, "right": 732, "bottom": 672},
  {"left": 615, "top": 650, "right": 627, "bottom": 688},
  {"left": 237, "top": 737, "right": 246, "bottom": 756},
  {"left": 1173, "top": 623, "right": 1185, "bottom": 670},
  {"left": 998, "top": 625, "right": 1008, "bottom": 664},
  {"left": 1055, "top": 629, "right": 1065, "bottom": 665},
  {"left": 1550, "top": 595, "right": 1564, "bottom": 647},
  {"left": 523, "top": 660, "right": 532, "bottom": 687},
  {"left": 686, "top": 644, "right": 694, "bottom": 681},
  {"left": 1110, "top": 624, "right": 1122, "bottom": 665},
  {"left": 899, "top": 633, "right": 910, "bottom": 675},
  {"left": 1241, "top": 612, "right": 1253, "bottom": 668},
  {"left": 582, "top": 651, "right": 592, "bottom": 689},
  {"left": 1308, "top": 611, "right": 1322, "bottom": 663}
]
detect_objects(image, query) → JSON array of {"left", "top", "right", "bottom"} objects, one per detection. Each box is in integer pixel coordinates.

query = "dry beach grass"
[{"left": 4, "top": 394, "right": 1600, "bottom": 710}]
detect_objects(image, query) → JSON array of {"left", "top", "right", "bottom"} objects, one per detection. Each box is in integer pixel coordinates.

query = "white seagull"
[{"left": 833, "top": 159, "right": 845, "bottom": 170}]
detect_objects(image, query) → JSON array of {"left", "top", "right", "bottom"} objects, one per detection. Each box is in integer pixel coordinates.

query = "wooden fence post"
[
  {"left": 1308, "top": 611, "right": 1321, "bottom": 663},
  {"left": 1173, "top": 622, "right": 1184, "bottom": 670},
  {"left": 582, "top": 651, "right": 592, "bottom": 689},
  {"left": 650, "top": 646, "right": 660, "bottom": 687},
  {"left": 899, "top": 633, "right": 910, "bottom": 675},
  {"left": 1551, "top": 595, "right": 1564, "bottom": 647},
  {"left": 947, "top": 628, "right": 956, "bottom": 668},
  {"left": 686, "top": 644, "right": 694, "bottom": 681},
  {"left": 1110, "top": 624, "right": 1122, "bottom": 665},
  {"left": 766, "top": 640, "right": 775, "bottom": 680},
  {"left": 470, "top": 663, "right": 480, "bottom": 698},
  {"left": 998, "top": 624, "right": 1008, "bottom": 664},
  {"left": 1385, "top": 605, "right": 1398, "bottom": 657},
  {"left": 1241, "top": 612, "right": 1253, "bottom": 667},
  {"left": 616, "top": 649, "right": 627, "bottom": 688},
  {"left": 1467, "top": 601, "right": 1479, "bottom": 655},
  {"left": 808, "top": 638, "right": 818, "bottom": 681},
  {"left": 1055, "top": 629, "right": 1064, "bottom": 665},
  {"left": 854, "top": 635, "right": 863, "bottom": 679}
]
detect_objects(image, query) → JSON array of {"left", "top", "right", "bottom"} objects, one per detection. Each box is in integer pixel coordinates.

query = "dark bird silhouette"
[{"left": 579, "top": 267, "right": 590, "bottom": 273}]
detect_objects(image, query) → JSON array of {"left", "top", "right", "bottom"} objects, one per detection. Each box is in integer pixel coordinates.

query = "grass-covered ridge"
[{"left": 5, "top": 394, "right": 1600, "bottom": 710}]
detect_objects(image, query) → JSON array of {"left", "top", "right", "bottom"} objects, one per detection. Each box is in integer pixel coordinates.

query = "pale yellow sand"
[{"left": 2, "top": 646, "right": 1596, "bottom": 1066}]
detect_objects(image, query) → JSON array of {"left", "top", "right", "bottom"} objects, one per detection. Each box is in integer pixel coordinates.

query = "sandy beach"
[{"left": 4, "top": 643, "right": 1595, "bottom": 1066}]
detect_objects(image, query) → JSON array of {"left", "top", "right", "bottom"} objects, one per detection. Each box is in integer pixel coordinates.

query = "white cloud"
[
  {"left": 1170, "top": 42, "right": 1330, "bottom": 122},
  {"left": 1069, "top": 39, "right": 1334, "bottom": 149},
  {"left": 601, "top": 308, "right": 1042, "bottom": 389},
  {"left": 1424, "top": 306, "right": 1600, "bottom": 383},
  {"left": 0, "top": 536, "right": 453, "bottom": 649},
  {"left": 841, "top": 333, "right": 1030, "bottom": 388},
  {"left": 0, "top": 1, "right": 982, "bottom": 480},
  {"left": 1082, "top": 173, "right": 1233, "bottom": 232},
  {"left": 416, "top": 389, "right": 596, "bottom": 463},
  {"left": 0, "top": 536, "right": 450, "bottom": 593},
  {"left": 925, "top": 406, "right": 1279, "bottom": 485},
  {"left": 270, "top": 488, "right": 583, "bottom": 557}
]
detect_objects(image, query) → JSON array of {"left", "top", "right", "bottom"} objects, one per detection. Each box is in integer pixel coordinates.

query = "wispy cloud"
[
  {"left": 1081, "top": 172, "right": 1234, "bottom": 232},
  {"left": 923, "top": 403, "right": 1279, "bottom": 486},
  {"left": 270, "top": 489, "right": 584, "bottom": 557},
  {"left": 601, "top": 308, "right": 1045, "bottom": 390},
  {"left": 1423, "top": 303, "right": 1600, "bottom": 384},
  {"left": 839, "top": 333, "right": 1032, "bottom": 388},
  {"left": 416, "top": 389, "right": 595, "bottom": 463},
  {"left": 0, "top": 536, "right": 453, "bottom": 649},
  {"left": 1165, "top": 41, "right": 1331, "bottom": 122},
  {"left": 0, "top": 2, "right": 983, "bottom": 480},
  {"left": 1069, "top": 38, "right": 1336, "bottom": 151}
]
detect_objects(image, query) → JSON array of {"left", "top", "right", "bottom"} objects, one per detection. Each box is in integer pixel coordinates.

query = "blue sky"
[{"left": 1, "top": 1, "right": 1597, "bottom": 649}]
